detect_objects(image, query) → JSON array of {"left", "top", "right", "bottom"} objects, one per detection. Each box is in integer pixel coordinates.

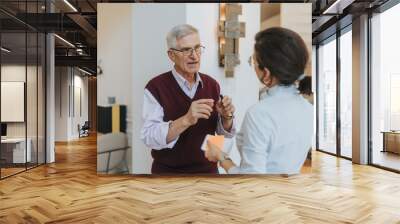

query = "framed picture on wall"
[{"left": 1, "top": 81, "right": 25, "bottom": 122}]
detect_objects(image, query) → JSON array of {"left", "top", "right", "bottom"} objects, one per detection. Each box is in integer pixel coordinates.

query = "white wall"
[
  {"left": 72, "top": 73, "right": 89, "bottom": 138},
  {"left": 1, "top": 66, "right": 26, "bottom": 128},
  {"left": 1, "top": 64, "right": 47, "bottom": 164},
  {"left": 55, "top": 67, "right": 69, "bottom": 141},
  {"left": 97, "top": 3, "right": 135, "bottom": 172},
  {"left": 131, "top": 3, "right": 187, "bottom": 173},
  {"left": 1, "top": 65, "right": 38, "bottom": 138},
  {"left": 98, "top": 3, "right": 189, "bottom": 173},
  {"left": 54, "top": 67, "right": 89, "bottom": 141}
]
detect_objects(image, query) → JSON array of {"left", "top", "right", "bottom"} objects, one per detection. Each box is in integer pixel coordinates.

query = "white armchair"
[{"left": 97, "top": 132, "right": 129, "bottom": 174}]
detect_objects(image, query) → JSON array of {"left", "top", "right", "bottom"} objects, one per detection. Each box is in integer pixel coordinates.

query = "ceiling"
[
  {"left": 311, "top": 0, "right": 390, "bottom": 43},
  {"left": 0, "top": 0, "right": 395, "bottom": 73}
]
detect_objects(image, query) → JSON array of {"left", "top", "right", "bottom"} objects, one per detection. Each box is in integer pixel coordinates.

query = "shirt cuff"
[
  {"left": 216, "top": 115, "right": 236, "bottom": 138},
  {"left": 227, "top": 165, "right": 240, "bottom": 174},
  {"left": 162, "top": 120, "right": 179, "bottom": 149}
]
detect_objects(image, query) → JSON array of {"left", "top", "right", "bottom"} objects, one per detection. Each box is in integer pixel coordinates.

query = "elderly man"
[{"left": 140, "top": 24, "right": 236, "bottom": 174}]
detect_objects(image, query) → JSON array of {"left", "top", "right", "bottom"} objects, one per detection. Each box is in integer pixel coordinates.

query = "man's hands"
[
  {"left": 182, "top": 96, "right": 235, "bottom": 128},
  {"left": 167, "top": 96, "right": 235, "bottom": 144},
  {"left": 215, "top": 96, "right": 235, "bottom": 120},
  {"left": 183, "top": 99, "right": 214, "bottom": 126},
  {"left": 216, "top": 96, "right": 235, "bottom": 132}
]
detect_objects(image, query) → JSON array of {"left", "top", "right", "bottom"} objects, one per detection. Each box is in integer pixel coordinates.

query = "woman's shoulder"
[{"left": 245, "top": 101, "right": 274, "bottom": 124}]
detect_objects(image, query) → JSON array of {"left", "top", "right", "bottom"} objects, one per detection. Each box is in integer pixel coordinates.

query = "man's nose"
[{"left": 190, "top": 50, "right": 199, "bottom": 60}]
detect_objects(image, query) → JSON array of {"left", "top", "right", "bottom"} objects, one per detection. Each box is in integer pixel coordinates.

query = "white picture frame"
[{"left": 1, "top": 81, "right": 25, "bottom": 122}]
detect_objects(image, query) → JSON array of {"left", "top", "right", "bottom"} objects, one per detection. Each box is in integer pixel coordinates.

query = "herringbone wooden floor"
[{"left": 1, "top": 135, "right": 400, "bottom": 224}]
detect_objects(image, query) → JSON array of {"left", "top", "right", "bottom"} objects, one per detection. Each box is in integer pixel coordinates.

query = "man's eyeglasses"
[{"left": 170, "top": 45, "right": 205, "bottom": 56}]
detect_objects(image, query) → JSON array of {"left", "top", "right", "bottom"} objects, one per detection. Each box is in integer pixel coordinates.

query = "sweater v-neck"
[{"left": 168, "top": 71, "right": 202, "bottom": 102}]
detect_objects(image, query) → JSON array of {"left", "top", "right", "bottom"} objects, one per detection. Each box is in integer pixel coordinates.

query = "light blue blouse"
[{"left": 228, "top": 85, "right": 313, "bottom": 175}]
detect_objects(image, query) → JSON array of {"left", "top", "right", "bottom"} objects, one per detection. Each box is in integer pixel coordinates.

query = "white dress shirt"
[
  {"left": 227, "top": 85, "right": 313, "bottom": 174},
  {"left": 140, "top": 68, "right": 236, "bottom": 150}
]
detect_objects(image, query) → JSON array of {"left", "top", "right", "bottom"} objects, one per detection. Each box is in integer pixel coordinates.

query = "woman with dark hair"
[{"left": 205, "top": 27, "right": 313, "bottom": 174}]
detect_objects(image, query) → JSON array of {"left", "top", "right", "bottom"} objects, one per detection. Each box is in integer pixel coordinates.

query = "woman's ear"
[{"left": 262, "top": 67, "right": 272, "bottom": 87}]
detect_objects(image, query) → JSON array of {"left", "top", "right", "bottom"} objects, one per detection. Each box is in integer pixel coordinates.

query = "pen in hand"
[{"left": 219, "top": 94, "right": 233, "bottom": 118}]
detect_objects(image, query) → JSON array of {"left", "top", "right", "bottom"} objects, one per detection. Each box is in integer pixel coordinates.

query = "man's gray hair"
[{"left": 166, "top": 24, "right": 199, "bottom": 49}]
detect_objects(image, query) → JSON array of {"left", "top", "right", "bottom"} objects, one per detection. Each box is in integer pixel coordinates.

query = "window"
[
  {"left": 339, "top": 28, "right": 352, "bottom": 158},
  {"left": 0, "top": 1, "right": 47, "bottom": 179},
  {"left": 371, "top": 2, "right": 400, "bottom": 171},
  {"left": 317, "top": 36, "right": 337, "bottom": 155}
]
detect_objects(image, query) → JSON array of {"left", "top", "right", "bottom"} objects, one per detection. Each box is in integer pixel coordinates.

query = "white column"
[
  {"left": 46, "top": 33, "right": 55, "bottom": 163},
  {"left": 352, "top": 14, "right": 369, "bottom": 164}
]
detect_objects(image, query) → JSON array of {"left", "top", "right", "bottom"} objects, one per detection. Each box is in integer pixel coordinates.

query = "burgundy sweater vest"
[{"left": 145, "top": 71, "right": 220, "bottom": 174}]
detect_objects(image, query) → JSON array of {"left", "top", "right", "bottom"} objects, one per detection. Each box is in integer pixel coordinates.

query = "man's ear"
[{"left": 167, "top": 50, "right": 175, "bottom": 62}]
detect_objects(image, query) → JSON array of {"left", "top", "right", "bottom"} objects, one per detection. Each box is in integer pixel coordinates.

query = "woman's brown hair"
[{"left": 254, "top": 27, "right": 309, "bottom": 86}]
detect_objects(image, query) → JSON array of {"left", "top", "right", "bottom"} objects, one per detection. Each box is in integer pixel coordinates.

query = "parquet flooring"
[
  {"left": 1, "top": 135, "right": 400, "bottom": 223},
  {"left": 1, "top": 167, "right": 26, "bottom": 178},
  {"left": 373, "top": 151, "right": 400, "bottom": 171}
]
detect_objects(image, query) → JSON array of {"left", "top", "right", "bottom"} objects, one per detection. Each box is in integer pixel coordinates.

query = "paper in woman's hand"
[{"left": 201, "top": 134, "right": 224, "bottom": 152}]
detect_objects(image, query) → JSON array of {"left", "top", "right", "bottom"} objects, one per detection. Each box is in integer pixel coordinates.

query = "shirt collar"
[
  {"left": 265, "top": 84, "right": 298, "bottom": 98},
  {"left": 172, "top": 67, "right": 203, "bottom": 89}
]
